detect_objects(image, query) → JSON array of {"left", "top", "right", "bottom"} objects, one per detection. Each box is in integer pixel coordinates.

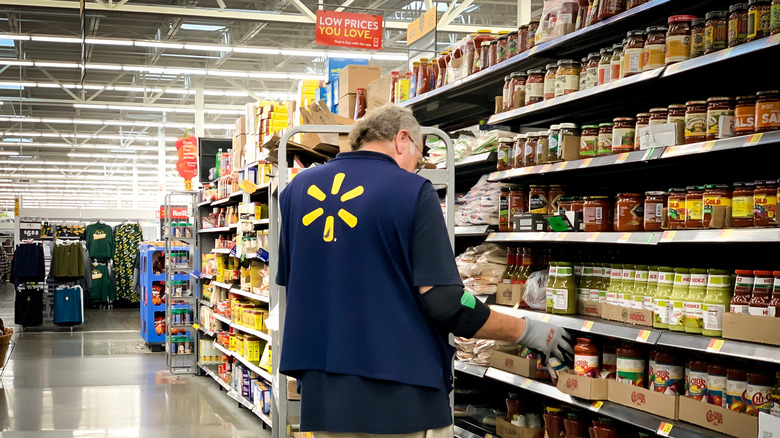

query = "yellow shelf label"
[
  {"left": 616, "top": 152, "right": 629, "bottom": 163},
  {"left": 582, "top": 321, "right": 594, "bottom": 332},
  {"left": 541, "top": 164, "right": 552, "bottom": 173},
  {"left": 586, "top": 232, "right": 600, "bottom": 241},
  {"left": 521, "top": 379, "right": 532, "bottom": 388},
  {"left": 707, "top": 339, "right": 725, "bottom": 352},
  {"left": 662, "top": 230, "right": 677, "bottom": 241},
  {"left": 718, "top": 229, "right": 734, "bottom": 240},
  {"left": 657, "top": 422, "right": 673, "bottom": 436},
  {"left": 193, "top": 323, "right": 200, "bottom": 330},
  {"left": 556, "top": 161, "right": 568, "bottom": 171},
  {"left": 618, "top": 232, "right": 631, "bottom": 242},
  {"left": 636, "top": 330, "right": 651, "bottom": 343},
  {"left": 590, "top": 400, "right": 603, "bottom": 411},
  {"left": 702, "top": 140, "right": 716, "bottom": 151},
  {"left": 745, "top": 133, "right": 763, "bottom": 144},
  {"left": 717, "top": 47, "right": 734, "bottom": 59}
]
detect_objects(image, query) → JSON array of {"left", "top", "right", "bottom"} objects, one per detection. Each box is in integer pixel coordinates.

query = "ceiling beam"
[{"left": 439, "top": 0, "right": 475, "bottom": 27}]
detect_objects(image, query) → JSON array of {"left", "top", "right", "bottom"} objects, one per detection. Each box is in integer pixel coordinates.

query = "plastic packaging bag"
[
  {"left": 523, "top": 269, "right": 549, "bottom": 310},
  {"left": 537, "top": 0, "right": 580, "bottom": 44}
]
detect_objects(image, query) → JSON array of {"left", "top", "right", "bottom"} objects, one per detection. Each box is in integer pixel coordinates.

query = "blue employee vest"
[{"left": 277, "top": 151, "right": 454, "bottom": 390}]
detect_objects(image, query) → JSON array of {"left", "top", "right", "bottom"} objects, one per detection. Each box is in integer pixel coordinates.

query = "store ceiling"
[{"left": 0, "top": 0, "right": 540, "bottom": 211}]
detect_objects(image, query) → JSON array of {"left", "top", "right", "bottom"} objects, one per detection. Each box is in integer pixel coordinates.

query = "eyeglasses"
[{"left": 410, "top": 137, "right": 427, "bottom": 172}]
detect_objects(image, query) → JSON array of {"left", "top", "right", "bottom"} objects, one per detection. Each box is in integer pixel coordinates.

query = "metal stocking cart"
[{"left": 268, "top": 125, "right": 455, "bottom": 438}]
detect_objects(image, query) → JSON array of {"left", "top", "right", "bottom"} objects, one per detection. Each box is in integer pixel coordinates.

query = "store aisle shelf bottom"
[
  {"left": 198, "top": 363, "right": 272, "bottom": 427},
  {"left": 211, "top": 341, "right": 272, "bottom": 382}
]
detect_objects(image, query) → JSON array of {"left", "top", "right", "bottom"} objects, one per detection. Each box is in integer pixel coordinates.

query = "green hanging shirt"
[{"left": 86, "top": 222, "right": 114, "bottom": 259}]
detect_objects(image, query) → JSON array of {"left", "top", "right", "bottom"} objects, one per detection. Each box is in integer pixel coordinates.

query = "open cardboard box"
[
  {"left": 580, "top": 302, "right": 602, "bottom": 318},
  {"left": 607, "top": 379, "right": 678, "bottom": 419},
  {"left": 556, "top": 370, "right": 608, "bottom": 400},
  {"left": 495, "top": 417, "right": 544, "bottom": 438},
  {"left": 722, "top": 312, "right": 780, "bottom": 346},
  {"left": 601, "top": 303, "right": 653, "bottom": 327},
  {"left": 496, "top": 283, "right": 525, "bottom": 306},
  {"left": 299, "top": 100, "right": 354, "bottom": 152},
  {"left": 678, "top": 396, "right": 757, "bottom": 438},
  {"left": 490, "top": 350, "right": 536, "bottom": 378}
]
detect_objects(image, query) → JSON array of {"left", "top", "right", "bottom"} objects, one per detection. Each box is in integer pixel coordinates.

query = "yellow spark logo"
[{"left": 302, "top": 172, "right": 364, "bottom": 242}]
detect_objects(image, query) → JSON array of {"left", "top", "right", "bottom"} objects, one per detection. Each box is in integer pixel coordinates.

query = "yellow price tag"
[
  {"left": 521, "top": 379, "right": 532, "bottom": 388},
  {"left": 662, "top": 230, "right": 677, "bottom": 242},
  {"left": 657, "top": 422, "right": 674, "bottom": 436},
  {"left": 707, "top": 339, "right": 725, "bottom": 352},
  {"left": 745, "top": 133, "right": 763, "bottom": 145},
  {"left": 556, "top": 161, "right": 568, "bottom": 171},
  {"left": 615, "top": 153, "right": 629, "bottom": 163},
  {"left": 590, "top": 401, "right": 603, "bottom": 412},
  {"left": 718, "top": 229, "right": 734, "bottom": 240},
  {"left": 582, "top": 321, "right": 594, "bottom": 332},
  {"left": 580, "top": 158, "right": 593, "bottom": 168},
  {"left": 618, "top": 232, "right": 631, "bottom": 242},
  {"left": 240, "top": 179, "right": 259, "bottom": 194},
  {"left": 193, "top": 323, "right": 200, "bottom": 330},
  {"left": 636, "top": 330, "right": 651, "bottom": 343},
  {"left": 702, "top": 141, "right": 716, "bottom": 151},
  {"left": 586, "top": 232, "right": 600, "bottom": 241}
]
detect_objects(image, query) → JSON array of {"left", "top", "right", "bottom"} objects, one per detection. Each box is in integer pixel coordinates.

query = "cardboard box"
[
  {"left": 607, "top": 379, "right": 678, "bottom": 419},
  {"left": 759, "top": 412, "right": 780, "bottom": 437},
  {"left": 365, "top": 74, "right": 392, "bottom": 110},
  {"left": 678, "top": 395, "right": 758, "bottom": 438},
  {"left": 556, "top": 370, "right": 609, "bottom": 400},
  {"left": 600, "top": 303, "right": 653, "bottom": 327},
  {"left": 337, "top": 93, "right": 357, "bottom": 119},
  {"left": 581, "top": 302, "right": 601, "bottom": 318},
  {"left": 723, "top": 312, "right": 780, "bottom": 346},
  {"left": 490, "top": 350, "right": 536, "bottom": 378},
  {"left": 287, "top": 376, "right": 301, "bottom": 400},
  {"left": 496, "top": 282, "right": 525, "bottom": 306},
  {"left": 235, "top": 116, "right": 246, "bottom": 134},
  {"left": 298, "top": 101, "right": 353, "bottom": 152},
  {"left": 338, "top": 65, "right": 381, "bottom": 98},
  {"left": 560, "top": 134, "right": 580, "bottom": 161},
  {"left": 495, "top": 417, "right": 544, "bottom": 438}
]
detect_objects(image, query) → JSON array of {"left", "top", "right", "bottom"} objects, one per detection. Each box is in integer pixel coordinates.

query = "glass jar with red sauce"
[
  {"left": 749, "top": 270, "right": 774, "bottom": 316},
  {"left": 730, "top": 269, "right": 754, "bottom": 314},
  {"left": 615, "top": 193, "right": 644, "bottom": 231},
  {"left": 667, "top": 188, "right": 687, "bottom": 229},
  {"left": 598, "top": 0, "right": 626, "bottom": 21},
  {"left": 685, "top": 186, "right": 705, "bottom": 229},
  {"left": 770, "top": 271, "right": 780, "bottom": 317},
  {"left": 702, "top": 184, "right": 732, "bottom": 228},
  {"left": 518, "top": 25, "right": 529, "bottom": 52},
  {"left": 525, "top": 69, "right": 545, "bottom": 105},
  {"left": 584, "top": 196, "right": 613, "bottom": 232},
  {"left": 644, "top": 191, "right": 667, "bottom": 231},
  {"left": 753, "top": 179, "right": 778, "bottom": 226},
  {"left": 527, "top": 20, "right": 539, "bottom": 49},
  {"left": 732, "top": 182, "right": 755, "bottom": 227}
]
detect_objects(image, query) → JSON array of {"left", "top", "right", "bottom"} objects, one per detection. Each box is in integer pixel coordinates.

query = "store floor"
[{"left": 0, "top": 285, "right": 270, "bottom": 437}]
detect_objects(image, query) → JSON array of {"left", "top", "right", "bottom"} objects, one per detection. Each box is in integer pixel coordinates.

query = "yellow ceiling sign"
[{"left": 407, "top": 8, "right": 437, "bottom": 45}]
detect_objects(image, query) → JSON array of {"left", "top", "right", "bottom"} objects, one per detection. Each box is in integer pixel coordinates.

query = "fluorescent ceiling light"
[
  {"left": 283, "top": 49, "right": 325, "bottom": 58},
  {"left": 135, "top": 41, "right": 184, "bottom": 49},
  {"left": 85, "top": 38, "right": 133, "bottom": 46},
  {"left": 180, "top": 24, "right": 226, "bottom": 31},
  {"left": 88, "top": 63, "right": 124, "bottom": 70},
  {"left": 0, "top": 116, "right": 233, "bottom": 130},
  {"left": 4, "top": 35, "right": 29, "bottom": 41},
  {"left": 184, "top": 44, "right": 230, "bottom": 51},
  {"left": 35, "top": 62, "right": 81, "bottom": 68},
  {"left": 30, "top": 36, "right": 81, "bottom": 43},
  {"left": 371, "top": 53, "right": 409, "bottom": 61},
  {"left": 233, "top": 47, "right": 281, "bottom": 55}
]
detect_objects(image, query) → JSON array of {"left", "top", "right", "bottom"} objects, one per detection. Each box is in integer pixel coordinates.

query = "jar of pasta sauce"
[
  {"left": 644, "top": 191, "right": 667, "bottom": 231},
  {"left": 755, "top": 90, "right": 780, "bottom": 132},
  {"left": 691, "top": 18, "right": 707, "bottom": 58},
  {"left": 525, "top": 69, "right": 545, "bottom": 105},
  {"left": 643, "top": 26, "right": 667, "bottom": 71},
  {"left": 703, "top": 184, "right": 732, "bottom": 228},
  {"left": 518, "top": 25, "right": 529, "bottom": 52},
  {"left": 735, "top": 95, "right": 757, "bottom": 135},
  {"left": 544, "top": 63, "right": 557, "bottom": 100},
  {"left": 732, "top": 182, "right": 755, "bottom": 227},
  {"left": 580, "top": 125, "right": 599, "bottom": 157},
  {"left": 612, "top": 117, "right": 636, "bottom": 153},
  {"left": 555, "top": 59, "right": 580, "bottom": 97},
  {"left": 649, "top": 108, "right": 669, "bottom": 125},
  {"left": 597, "top": 122, "right": 614, "bottom": 156},
  {"left": 685, "top": 186, "right": 705, "bottom": 229},
  {"left": 668, "top": 188, "right": 687, "bottom": 229},
  {"left": 729, "top": 3, "right": 749, "bottom": 46},
  {"left": 616, "top": 193, "right": 644, "bottom": 231},
  {"left": 616, "top": 342, "right": 646, "bottom": 387},
  {"left": 705, "top": 11, "right": 729, "bottom": 54},
  {"left": 685, "top": 100, "right": 708, "bottom": 143},
  {"left": 754, "top": 180, "right": 778, "bottom": 226},
  {"left": 527, "top": 20, "right": 539, "bottom": 49},
  {"left": 623, "top": 30, "right": 646, "bottom": 77},
  {"left": 507, "top": 31, "right": 519, "bottom": 58},
  {"left": 706, "top": 97, "right": 735, "bottom": 140},
  {"left": 584, "top": 196, "right": 613, "bottom": 232},
  {"left": 634, "top": 112, "right": 651, "bottom": 149},
  {"left": 611, "top": 43, "right": 623, "bottom": 81},
  {"left": 585, "top": 52, "right": 600, "bottom": 89},
  {"left": 529, "top": 185, "right": 549, "bottom": 214},
  {"left": 666, "top": 15, "right": 696, "bottom": 63},
  {"left": 598, "top": 47, "right": 612, "bottom": 85}
]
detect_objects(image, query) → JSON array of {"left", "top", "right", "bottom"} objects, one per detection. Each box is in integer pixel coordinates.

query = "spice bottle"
[
  {"left": 706, "top": 96, "right": 735, "bottom": 140},
  {"left": 748, "top": 0, "right": 772, "bottom": 41},
  {"left": 754, "top": 179, "right": 778, "bottom": 226},
  {"left": 666, "top": 15, "right": 696, "bottom": 64},
  {"left": 685, "top": 100, "right": 708, "bottom": 143},
  {"left": 691, "top": 18, "right": 706, "bottom": 58},
  {"left": 704, "top": 11, "right": 729, "bottom": 54},
  {"left": 735, "top": 95, "right": 757, "bottom": 135},
  {"left": 755, "top": 90, "right": 780, "bottom": 132},
  {"left": 685, "top": 186, "right": 705, "bottom": 229},
  {"left": 702, "top": 269, "right": 732, "bottom": 337},
  {"left": 623, "top": 30, "right": 646, "bottom": 77},
  {"left": 643, "top": 25, "right": 667, "bottom": 71},
  {"left": 703, "top": 184, "right": 732, "bottom": 228},
  {"left": 616, "top": 342, "right": 646, "bottom": 387},
  {"left": 667, "top": 187, "right": 687, "bottom": 229},
  {"left": 733, "top": 182, "right": 756, "bottom": 227},
  {"left": 729, "top": 3, "right": 750, "bottom": 47}
]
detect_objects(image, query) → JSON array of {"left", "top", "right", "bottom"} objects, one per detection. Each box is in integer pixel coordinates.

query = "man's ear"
[{"left": 394, "top": 130, "right": 408, "bottom": 155}]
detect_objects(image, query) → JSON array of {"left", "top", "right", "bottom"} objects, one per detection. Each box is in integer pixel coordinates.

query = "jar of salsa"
[
  {"left": 770, "top": 271, "right": 780, "bottom": 316},
  {"left": 580, "top": 124, "right": 599, "bottom": 157},
  {"left": 555, "top": 59, "right": 580, "bottom": 97},
  {"left": 643, "top": 25, "right": 667, "bottom": 71},
  {"left": 574, "top": 337, "right": 600, "bottom": 377},
  {"left": 496, "top": 33, "right": 509, "bottom": 63},
  {"left": 689, "top": 359, "right": 709, "bottom": 400},
  {"left": 746, "top": 371, "right": 772, "bottom": 416},
  {"left": 644, "top": 191, "right": 667, "bottom": 231},
  {"left": 685, "top": 100, "right": 708, "bottom": 143},
  {"left": 705, "top": 10, "right": 729, "bottom": 54},
  {"left": 525, "top": 69, "right": 545, "bottom": 105},
  {"left": 616, "top": 193, "right": 644, "bottom": 231},
  {"left": 527, "top": 20, "right": 539, "bottom": 49},
  {"left": 735, "top": 95, "right": 757, "bottom": 135},
  {"left": 509, "top": 186, "right": 527, "bottom": 217},
  {"left": 571, "top": 197, "right": 585, "bottom": 213},
  {"left": 668, "top": 104, "right": 687, "bottom": 145},
  {"left": 502, "top": 75, "right": 512, "bottom": 111},
  {"left": 707, "top": 97, "right": 735, "bottom": 140},
  {"left": 529, "top": 185, "right": 549, "bottom": 214},
  {"left": 525, "top": 132, "right": 539, "bottom": 167},
  {"left": 518, "top": 25, "right": 529, "bottom": 52},
  {"left": 727, "top": 367, "right": 749, "bottom": 411},
  {"left": 748, "top": 0, "right": 771, "bottom": 41},
  {"left": 623, "top": 30, "right": 646, "bottom": 77},
  {"left": 616, "top": 342, "right": 646, "bottom": 387},
  {"left": 410, "top": 61, "right": 420, "bottom": 97},
  {"left": 598, "top": 47, "right": 612, "bottom": 85},
  {"left": 749, "top": 270, "right": 773, "bottom": 315},
  {"left": 417, "top": 58, "right": 432, "bottom": 95},
  {"left": 654, "top": 348, "right": 684, "bottom": 394},
  {"left": 649, "top": 108, "right": 669, "bottom": 125},
  {"left": 753, "top": 179, "right": 778, "bottom": 226},
  {"left": 543, "top": 407, "right": 566, "bottom": 438},
  {"left": 773, "top": 0, "right": 780, "bottom": 34},
  {"left": 548, "top": 125, "right": 561, "bottom": 162},
  {"left": 513, "top": 134, "right": 527, "bottom": 168},
  {"left": 598, "top": 0, "right": 625, "bottom": 21},
  {"left": 509, "top": 73, "right": 527, "bottom": 110},
  {"left": 732, "top": 182, "right": 755, "bottom": 227},
  {"left": 668, "top": 187, "right": 687, "bottom": 229},
  {"left": 610, "top": 43, "right": 623, "bottom": 82},
  {"left": 597, "top": 122, "right": 614, "bottom": 156},
  {"left": 497, "top": 137, "right": 513, "bottom": 171},
  {"left": 507, "top": 31, "right": 519, "bottom": 58},
  {"left": 544, "top": 63, "right": 557, "bottom": 100},
  {"left": 538, "top": 131, "right": 550, "bottom": 164},
  {"left": 560, "top": 123, "right": 580, "bottom": 158},
  {"left": 666, "top": 15, "right": 696, "bottom": 63},
  {"left": 703, "top": 184, "right": 732, "bottom": 228},
  {"left": 478, "top": 41, "right": 491, "bottom": 73},
  {"left": 730, "top": 269, "right": 754, "bottom": 314},
  {"left": 755, "top": 90, "right": 780, "bottom": 132},
  {"left": 579, "top": 57, "right": 588, "bottom": 92},
  {"left": 729, "top": 3, "right": 749, "bottom": 46},
  {"left": 488, "top": 40, "right": 499, "bottom": 67},
  {"left": 549, "top": 185, "right": 566, "bottom": 214},
  {"left": 612, "top": 117, "right": 636, "bottom": 153},
  {"left": 584, "top": 196, "right": 613, "bottom": 232},
  {"left": 630, "top": 112, "right": 648, "bottom": 149},
  {"left": 685, "top": 186, "right": 705, "bottom": 229},
  {"left": 691, "top": 18, "right": 706, "bottom": 58},
  {"left": 585, "top": 52, "right": 600, "bottom": 89}
]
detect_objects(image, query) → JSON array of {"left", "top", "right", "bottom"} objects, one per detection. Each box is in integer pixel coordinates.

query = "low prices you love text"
[{"left": 315, "top": 10, "right": 383, "bottom": 50}]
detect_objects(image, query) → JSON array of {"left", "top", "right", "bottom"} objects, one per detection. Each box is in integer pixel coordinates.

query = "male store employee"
[{"left": 276, "top": 104, "right": 573, "bottom": 437}]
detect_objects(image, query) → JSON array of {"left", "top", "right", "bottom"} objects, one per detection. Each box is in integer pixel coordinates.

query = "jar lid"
[
  {"left": 707, "top": 96, "right": 734, "bottom": 102},
  {"left": 736, "top": 95, "right": 757, "bottom": 101},
  {"left": 420, "top": 58, "right": 429, "bottom": 62},
  {"left": 477, "top": 29, "right": 492, "bottom": 33},
  {"left": 755, "top": 179, "right": 777, "bottom": 186},
  {"left": 757, "top": 90, "right": 780, "bottom": 97},
  {"left": 549, "top": 124, "right": 561, "bottom": 130},
  {"left": 489, "top": 40, "right": 498, "bottom": 44},
  {"left": 649, "top": 108, "right": 668, "bottom": 113},
  {"left": 613, "top": 117, "right": 636, "bottom": 122},
  {"left": 685, "top": 185, "right": 704, "bottom": 191},
  {"left": 497, "top": 35, "right": 508, "bottom": 40},
  {"left": 748, "top": 0, "right": 770, "bottom": 5},
  {"left": 729, "top": 3, "right": 748, "bottom": 12},
  {"left": 692, "top": 18, "right": 706, "bottom": 26},
  {"left": 529, "top": 19, "right": 539, "bottom": 24},
  {"left": 705, "top": 10, "right": 728, "bottom": 20},
  {"left": 636, "top": 112, "right": 652, "bottom": 117},
  {"left": 685, "top": 100, "right": 707, "bottom": 106},
  {"left": 537, "top": 130, "right": 549, "bottom": 135},
  {"left": 587, "top": 195, "right": 610, "bottom": 200},
  {"left": 599, "top": 47, "right": 611, "bottom": 54},
  {"left": 707, "top": 184, "right": 731, "bottom": 189},
  {"left": 412, "top": 61, "right": 420, "bottom": 65},
  {"left": 581, "top": 56, "right": 588, "bottom": 63},
  {"left": 529, "top": 184, "right": 547, "bottom": 188},
  {"left": 618, "top": 193, "right": 643, "bottom": 197},
  {"left": 735, "top": 269, "right": 754, "bottom": 275},
  {"left": 500, "top": 186, "right": 511, "bottom": 191},
  {"left": 514, "top": 133, "right": 527, "bottom": 139},
  {"left": 498, "top": 30, "right": 510, "bottom": 35},
  {"left": 549, "top": 184, "right": 563, "bottom": 188},
  {"left": 669, "top": 187, "right": 687, "bottom": 193},
  {"left": 646, "top": 25, "right": 668, "bottom": 33},
  {"left": 613, "top": 43, "right": 624, "bottom": 50},
  {"left": 668, "top": 104, "right": 686, "bottom": 109},
  {"left": 527, "top": 68, "right": 544, "bottom": 74},
  {"left": 581, "top": 124, "right": 599, "bottom": 129},
  {"left": 510, "top": 72, "right": 527, "bottom": 78},
  {"left": 481, "top": 41, "right": 492, "bottom": 46},
  {"left": 645, "top": 191, "right": 667, "bottom": 196},
  {"left": 519, "top": 25, "right": 529, "bottom": 29},
  {"left": 627, "top": 29, "right": 647, "bottom": 38},
  {"left": 545, "top": 63, "right": 558, "bottom": 69},
  {"left": 509, "top": 30, "right": 518, "bottom": 35},
  {"left": 560, "top": 123, "right": 579, "bottom": 129},
  {"left": 668, "top": 14, "right": 697, "bottom": 23},
  {"left": 499, "top": 137, "right": 515, "bottom": 142},
  {"left": 556, "top": 59, "right": 576, "bottom": 65},
  {"left": 754, "top": 270, "right": 773, "bottom": 276},
  {"left": 588, "top": 52, "right": 600, "bottom": 58},
  {"left": 598, "top": 122, "right": 615, "bottom": 127},
  {"left": 505, "top": 75, "right": 512, "bottom": 81}
]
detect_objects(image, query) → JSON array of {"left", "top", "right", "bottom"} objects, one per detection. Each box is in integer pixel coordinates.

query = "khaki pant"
[{"left": 313, "top": 425, "right": 454, "bottom": 438}]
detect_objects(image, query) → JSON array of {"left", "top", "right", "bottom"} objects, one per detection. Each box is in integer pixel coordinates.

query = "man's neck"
[{"left": 358, "top": 141, "right": 394, "bottom": 156}]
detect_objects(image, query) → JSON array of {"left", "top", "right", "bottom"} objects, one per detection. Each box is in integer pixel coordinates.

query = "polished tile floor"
[{"left": 0, "top": 285, "right": 270, "bottom": 437}]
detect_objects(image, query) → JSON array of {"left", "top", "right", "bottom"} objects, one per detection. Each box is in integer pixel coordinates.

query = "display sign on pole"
[
  {"left": 19, "top": 221, "right": 42, "bottom": 240},
  {"left": 315, "top": 10, "right": 383, "bottom": 50},
  {"left": 407, "top": 8, "right": 437, "bottom": 45},
  {"left": 176, "top": 132, "right": 198, "bottom": 191}
]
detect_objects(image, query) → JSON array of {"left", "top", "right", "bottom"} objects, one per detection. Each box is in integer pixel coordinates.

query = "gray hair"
[{"left": 348, "top": 103, "right": 422, "bottom": 151}]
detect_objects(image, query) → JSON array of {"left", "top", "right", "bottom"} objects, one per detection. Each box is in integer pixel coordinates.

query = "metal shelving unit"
[{"left": 486, "top": 228, "right": 780, "bottom": 245}]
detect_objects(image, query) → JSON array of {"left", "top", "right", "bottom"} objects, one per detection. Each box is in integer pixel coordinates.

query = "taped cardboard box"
[
  {"left": 338, "top": 65, "right": 381, "bottom": 98},
  {"left": 496, "top": 282, "right": 525, "bottom": 306},
  {"left": 337, "top": 94, "right": 357, "bottom": 119},
  {"left": 600, "top": 303, "right": 653, "bottom": 327},
  {"left": 556, "top": 370, "right": 608, "bottom": 400},
  {"left": 723, "top": 312, "right": 780, "bottom": 346},
  {"left": 581, "top": 302, "right": 601, "bottom": 318},
  {"left": 490, "top": 350, "right": 535, "bottom": 378},
  {"left": 366, "top": 74, "right": 392, "bottom": 110},
  {"left": 607, "top": 379, "right": 678, "bottom": 419},
  {"left": 299, "top": 101, "right": 353, "bottom": 152},
  {"left": 678, "top": 395, "right": 757, "bottom": 438},
  {"left": 495, "top": 417, "right": 544, "bottom": 438}
]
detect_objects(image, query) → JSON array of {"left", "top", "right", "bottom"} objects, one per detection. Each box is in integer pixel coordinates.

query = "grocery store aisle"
[{"left": 0, "top": 316, "right": 270, "bottom": 436}]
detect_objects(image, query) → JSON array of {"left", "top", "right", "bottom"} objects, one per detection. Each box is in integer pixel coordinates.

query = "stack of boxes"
[
  {"left": 257, "top": 102, "right": 290, "bottom": 145},
  {"left": 298, "top": 79, "right": 320, "bottom": 109},
  {"left": 233, "top": 116, "right": 246, "bottom": 168},
  {"left": 336, "top": 65, "right": 381, "bottom": 119}
]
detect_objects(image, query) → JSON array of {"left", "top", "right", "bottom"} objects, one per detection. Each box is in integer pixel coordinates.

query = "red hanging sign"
[
  {"left": 315, "top": 10, "right": 383, "bottom": 50},
  {"left": 175, "top": 133, "right": 198, "bottom": 190}
]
